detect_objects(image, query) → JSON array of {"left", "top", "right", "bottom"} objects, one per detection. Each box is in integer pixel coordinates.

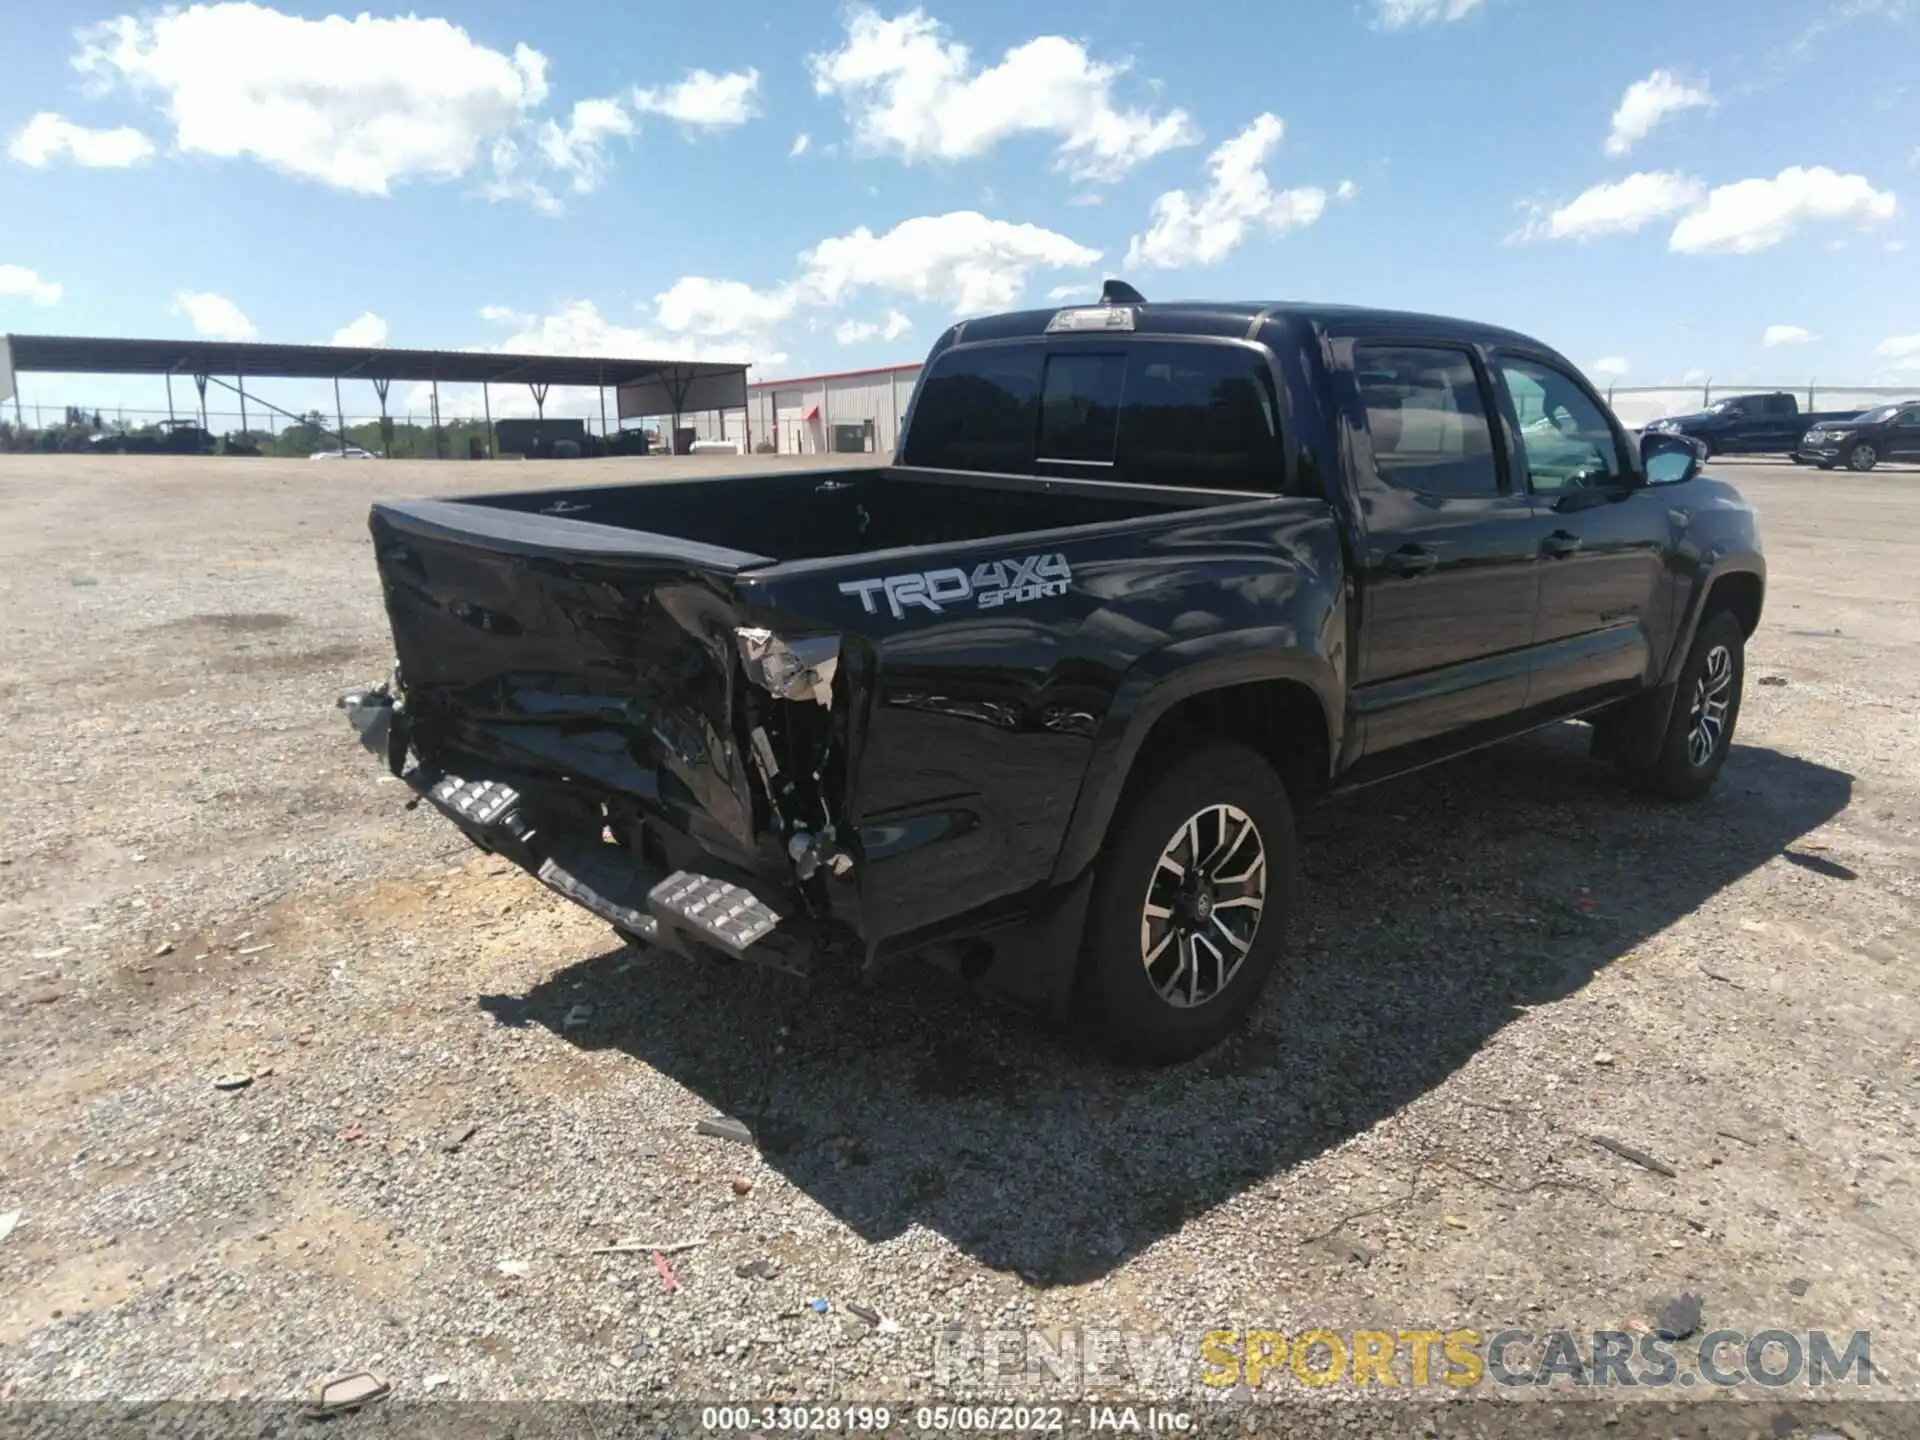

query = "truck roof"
[{"left": 953, "top": 299, "right": 1545, "bottom": 352}]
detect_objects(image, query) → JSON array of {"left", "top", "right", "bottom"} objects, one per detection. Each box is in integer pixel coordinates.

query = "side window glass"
[
  {"left": 898, "top": 347, "right": 1040, "bottom": 474},
  {"left": 1497, "top": 357, "right": 1626, "bottom": 493},
  {"left": 1037, "top": 353, "right": 1125, "bottom": 466},
  {"left": 1113, "top": 344, "right": 1287, "bottom": 492},
  {"left": 1353, "top": 344, "right": 1501, "bottom": 497}
]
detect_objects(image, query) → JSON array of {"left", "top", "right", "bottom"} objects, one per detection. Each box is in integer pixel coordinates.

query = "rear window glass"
[
  {"left": 1114, "top": 345, "right": 1285, "bottom": 492},
  {"left": 902, "top": 339, "right": 1288, "bottom": 492},
  {"left": 1037, "top": 353, "right": 1125, "bottom": 466},
  {"left": 898, "top": 347, "right": 1040, "bottom": 474}
]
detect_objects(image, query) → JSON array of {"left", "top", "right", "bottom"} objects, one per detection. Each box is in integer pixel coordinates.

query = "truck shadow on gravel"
[{"left": 480, "top": 725, "right": 1851, "bottom": 1287}]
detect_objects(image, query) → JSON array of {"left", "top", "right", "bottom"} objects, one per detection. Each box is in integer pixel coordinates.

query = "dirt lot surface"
[{"left": 2, "top": 452, "right": 1918, "bottom": 1432}]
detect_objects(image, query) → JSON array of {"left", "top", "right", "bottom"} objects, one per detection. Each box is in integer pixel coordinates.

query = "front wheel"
[
  {"left": 1635, "top": 610, "right": 1745, "bottom": 801},
  {"left": 1848, "top": 443, "right": 1879, "bottom": 472},
  {"left": 1078, "top": 741, "right": 1297, "bottom": 1063}
]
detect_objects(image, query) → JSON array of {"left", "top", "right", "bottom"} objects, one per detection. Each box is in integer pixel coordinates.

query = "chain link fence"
[{"left": 0, "top": 402, "right": 678, "bottom": 458}]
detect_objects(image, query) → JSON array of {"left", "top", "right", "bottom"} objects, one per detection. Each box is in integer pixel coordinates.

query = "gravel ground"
[{"left": 2, "top": 452, "right": 1918, "bottom": 1434}]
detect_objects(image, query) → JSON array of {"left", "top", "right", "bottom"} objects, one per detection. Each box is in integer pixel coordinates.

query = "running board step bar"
[
  {"left": 405, "top": 766, "right": 808, "bottom": 975},
  {"left": 539, "top": 842, "right": 811, "bottom": 976}
]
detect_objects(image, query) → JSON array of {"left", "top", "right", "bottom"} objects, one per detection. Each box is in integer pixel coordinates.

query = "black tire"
[
  {"left": 1847, "top": 443, "right": 1879, "bottom": 473},
  {"left": 1635, "top": 610, "right": 1745, "bottom": 801},
  {"left": 1078, "top": 740, "right": 1297, "bottom": 1064}
]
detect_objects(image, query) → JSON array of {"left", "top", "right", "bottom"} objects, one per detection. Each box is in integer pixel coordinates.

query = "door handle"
[
  {"left": 1542, "top": 530, "right": 1583, "bottom": 559},
  {"left": 1383, "top": 545, "right": 1437, "bottom": 577},
  {"left": 1667, "top": 507, "right": 1692, "bottom": 528}
]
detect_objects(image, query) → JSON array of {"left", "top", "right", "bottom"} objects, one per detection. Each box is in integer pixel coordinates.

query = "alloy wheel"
[
  {"left": 1687, "top": 643, "right": 1734, "bottom": 768},
  {"left": 1139, "top": 803, "right": 1267, "bottom": 1008}
]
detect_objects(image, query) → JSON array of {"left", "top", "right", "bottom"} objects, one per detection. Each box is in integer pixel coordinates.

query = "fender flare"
[
  {"left": 1049, "top": 630, "right": 1344, "bottom": 887},
  {"left": 1618, "top": 550, "right": 1763, "bottom": 770},
  {"left": 1661, "top": 550, "right": 1764, "bottom": 688}
]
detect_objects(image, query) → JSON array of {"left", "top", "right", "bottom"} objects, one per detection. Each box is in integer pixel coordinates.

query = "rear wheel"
[
  {"left": 1848, "top": 443, "right": 1879, "bottom": 472},
  {"left": 1632, "top": 610, "right": 1745, "bottom": 801},
  {"left": 1078, "top": 741, "right": 1296, "bottom": 1063}
]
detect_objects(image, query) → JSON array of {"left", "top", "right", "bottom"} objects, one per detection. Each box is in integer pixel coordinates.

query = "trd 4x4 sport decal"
[{"left": 838, "top": 553, "right": 1072, "bottom": 620}]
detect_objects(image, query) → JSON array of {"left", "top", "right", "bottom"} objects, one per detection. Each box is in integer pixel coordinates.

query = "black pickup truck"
[
  {"left": 1641, "top": 390, "right": 1857, "bottom": 457},
  {"left": 340, "top": 286, "right": 1764, "bottom": 1061}
]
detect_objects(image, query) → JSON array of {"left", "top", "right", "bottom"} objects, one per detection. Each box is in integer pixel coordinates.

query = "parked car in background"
[
  {"left": 1794, "top": 401, "right": 1920, "bottom": 472},
  {"left": 1643, "top": 391, "right": 1859, "bottom": 456},
  {"left": 309, "top": 446, "right": 378, "bottom": 461},
  {"left": 88, "top": 419, "right": 218, "bottom": 456}
]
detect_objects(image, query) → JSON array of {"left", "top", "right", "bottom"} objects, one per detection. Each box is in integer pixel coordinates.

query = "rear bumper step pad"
[{"left": 412, "top": 767, "right": 809, "bottom": 975}]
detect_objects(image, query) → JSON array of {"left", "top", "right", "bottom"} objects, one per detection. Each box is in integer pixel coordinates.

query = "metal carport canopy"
[{"left": 0, "top": 333, "right": 748, "bottom": 405}]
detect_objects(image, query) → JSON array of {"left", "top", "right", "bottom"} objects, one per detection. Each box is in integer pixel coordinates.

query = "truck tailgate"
[{"left": 369, "top": 499, "right": 774, "bottom": 869}]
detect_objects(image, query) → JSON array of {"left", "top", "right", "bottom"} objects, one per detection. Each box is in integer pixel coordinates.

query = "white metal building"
[{"left": 692, "top": 360, "right": 923, "bottom": 456}]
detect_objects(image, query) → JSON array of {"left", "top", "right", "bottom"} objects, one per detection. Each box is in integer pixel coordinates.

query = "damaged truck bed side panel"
[
  {"left": 370, "top": 503, "right": 775, "bottom": 873},
  {"left": 375, "top": 482, "right": 1347, "bottom": 966},
  {"left": 734, "top": 501, "right": 1347, "bottom": 954}
]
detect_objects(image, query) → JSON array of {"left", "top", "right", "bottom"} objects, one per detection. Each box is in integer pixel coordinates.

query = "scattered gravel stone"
[{"left": 1654, "top": 1291, "right": 1704, "bottom": 1341}]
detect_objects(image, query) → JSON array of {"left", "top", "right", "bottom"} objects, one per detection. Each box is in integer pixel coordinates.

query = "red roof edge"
[{"left": 749, "top": 360, "right": 923, "bottom": 389}]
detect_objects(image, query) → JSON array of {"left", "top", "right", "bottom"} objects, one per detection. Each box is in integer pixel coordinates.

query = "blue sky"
[{"left": 2, "top": 0, "right": 1916, "bottom": 420}]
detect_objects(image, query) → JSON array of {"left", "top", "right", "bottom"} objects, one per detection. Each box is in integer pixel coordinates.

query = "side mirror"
[{"left": 1640, "top": 430, "right": 1704, "bottom": 487}]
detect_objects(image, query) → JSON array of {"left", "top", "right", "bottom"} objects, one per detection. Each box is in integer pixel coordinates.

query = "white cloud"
[
  {"left": 809, "top": 7, "right": 1199, "bottom": 182},
  {"left": 1125, "top": 114, "right": 1328, "bottom": 270},
  {"left": 1604, "top": 70, "right": 1713, "bottom": 157},
  {"left": 632, "top": 68, "right": 760, "bottom": 129},
  {"left": 330, "top": 312, "right": 389, "bottom": 347},
  {"left": 1374, "top": 0, "right": 1486, "bottom": 30},
  {"left": 481, "top": 137, "right": 560, "bottom": 215},
  {"left": 537, "top": 97, "right": 634, "bottom": 193},
  {"left": 1669, "top": 166, "right": 1897, "bottom": 254},
  {"left": 1875, "top": 334, "right": 1920, "bottom": 368},
  {"left": 8, "top": 111, "right": 155, "bottom": 168},
  {"left": 1762, "top": 324, "right": 1819, "bottom": 347},
  {"left": 0, "top": 264, "right": 63, "bottom": 305},
  {"left": 798, "top": 210, "right": 1100, "bottom": 314},
  {"left": 1590, "top": 356, "right": 1630, "bottom": 377},
  {"left": 1514, "top": 171, "right": 1705, "bottom": 242},
  {"left": 74, "top": 3, "right": 549, "bottom": 196},
  {"left": 1335, "top": 179, "right": 1359, "bottom": 201},
  {"left": 1046, "top": 282, "right": 1097, "bottom": 301},
  {"left": 492, "top": 299, "right": 785, "bottom": 369},
  {"left": 654, "top": 277, "right": 799, "bottom": 336},
  {"left": 1067, "top": 192, "right": 1103, "bottom": 206},
  {"left": 833, "top": 309, "right": 915, "bottom": 345},
  {"left": 463, "top": 211, "right": 1095, "bottom": 388},
  {"left": 790, "top": 132, "right": 811, "bottom": 158},
  {"left": 171, "top": 289, "right": 256, "bottom": 341}
]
